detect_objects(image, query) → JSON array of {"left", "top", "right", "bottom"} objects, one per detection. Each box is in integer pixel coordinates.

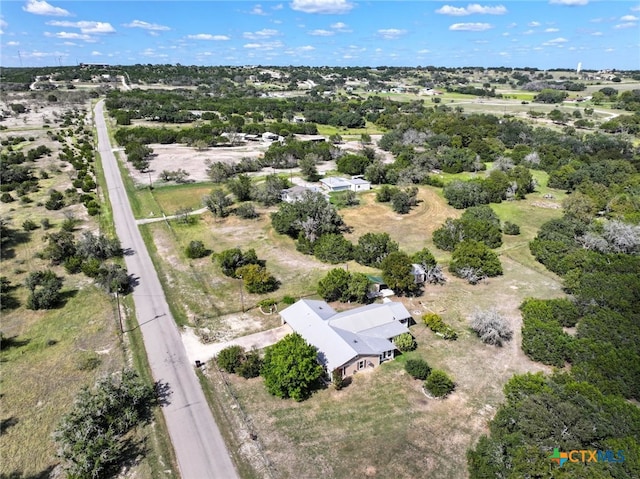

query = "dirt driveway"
[{"left": 181, "top": 324, "right": 293, "bottom": 364}]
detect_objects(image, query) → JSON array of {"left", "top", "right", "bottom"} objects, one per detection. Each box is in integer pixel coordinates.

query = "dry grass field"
[
  {"left": 0, "top": 95, "right": 174, "bottom": 479},
  {"left": 202, "top": 256, "right": 562, "bottom": 479},
  {"left": 137, "top": 172, "right": 567, "bottom": 478}
]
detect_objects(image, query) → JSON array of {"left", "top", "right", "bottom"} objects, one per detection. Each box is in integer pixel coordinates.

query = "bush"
[
  {"left": 422, "top": 313, "right": 458, "bottom": 340},
  {"left": 0, "top": 193, "right": 14, "bottom": 203},
  {"left": 313, "top": 234, "right": 353, "bottom": 263},
  {"left": 216, "top": 345, "right": 245, "bottom": 373},
  {"left": 45, "top": 190, "right": 65, "bottom": 210},
  {"left": 282, "top": 295, "right": 296, "bottom": 305},
  {"left": 185, "top": 240, "right": 209, "bottom": 259},
  {"left": 25, "top": 270, "right": 63, "bottom": 310},
  {"left": 470, "top": 309, "right": 513, "bottom": 346},
  {"left": 503, "top": 221, "right": 521, "bottom": 235},
  {"left": 449, "top": 240, "right": 503, "bottom": 280},
  {"left": 394, "top": 333, "right": 417, "bottom": 352},
  {"left": 332, "top": 369, "right": 344, "bottom": 390},
  {"left": 63, "top": 256, "right": 83, "bottom": 274},
  {"left": 405, "top": 358, "right": 431, "bottom": 380},
  {"left": 40, "top": 218, "right": 52, "bottom": 230},
  {"left": 235, "top": 203, "right": 259, "bottom": 219},
  {"left": 236, "top": 264, "right": 278, "bottom": 294},
  {"left": 237, "top": 350, "right": 263, "bottom": 379},
  {"left": 424, "top": 369, "right": 455, "bottom": 398},
  {"left": 520, "top": 297, "right": 580, "bottom": 328},
  {"left": 22, "top": 219, "right": 38, "bottom": 231},
  {"left": 521, "top": 317, "right": 571, "bottom": 367}
]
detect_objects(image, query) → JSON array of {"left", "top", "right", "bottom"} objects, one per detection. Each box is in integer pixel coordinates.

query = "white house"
[
  {"left": 320, "top": 177, "right": 371, "bottom": 193},
  {"left": 281, "top": 185, "right": 321, "bottom": 203}
]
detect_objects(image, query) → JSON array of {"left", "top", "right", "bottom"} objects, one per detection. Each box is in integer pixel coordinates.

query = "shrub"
[
  {"left": 25, "top": 270, "right": 63, "bottom": 310},
  {"left": 282, "top": 295, "right": 296, "bottom": 305},
  {"left": 520, "top": 297, "right": 580, "bottom": 328},
  {"left": 313, "top": 234, "right": 353, "bottom": 263},
  {"left": 237, "top": 350, "right": 262, "bottom": 379},
  {"left": 449, "top": 240, "right": 503, "bottom": 280},
  {"left": 22, "top": 219, "right": 38, "bottom": 231},
  {"left": 405, "top": 358, "right": 431, "bottom": 380},
  {"left": 424, "top": 369, "right": 455, "bottom": 398},
  {"left": 45, "top": 190, "right": 65, "bottom": 210},
  {"left": 236, "top": 264, "right": 278, "bottom": 294},
  {"left": 422, "top": 313, "right": 458, "bottom": 340},
  {"left": 63, "top": 256, "right": 83, "bottom": 274},
  {"left": 470, "top": 309, "right": 513, "bottom": 346},
  {"left": 216, "top": 345, "right": 245, "bottom": 373},
  {"left": 185, "top": 240, "right": 209, "bottom": 259},
  {"left": 521, "top": 317, "right": 571, "bottom": 367},
  {"left": 503, "top": 221, "right": 521, "bottom": 235},
  {"left": 394, "top": 333, "right": 417, "bottom": 352},
  {"left": 40, "top": 218, "right": 52, "bottom": 230},
  {"left": 235, "top": 203, "right": 259, "bottom": 219},
  {"left": 0, "top": 193, "right": 14, "bottom": 203},
  {"left": 332, "top": 369, "right": 344, "bottom": 390}
]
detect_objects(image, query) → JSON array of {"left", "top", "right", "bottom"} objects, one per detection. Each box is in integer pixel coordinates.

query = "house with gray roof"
[
  {"left": 320, "top": 176, "right": 371, "bottom": 193},
  {"left": 280, "top": 299, "right": 412, "bottom": 379}
]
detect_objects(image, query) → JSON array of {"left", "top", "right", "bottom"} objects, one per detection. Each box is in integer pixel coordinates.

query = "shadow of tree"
[
  {"left": 0, "top": 465, "right": 57, "bottom": 479},
  {"left": 0, "top": 416, "right": 18, "bottom": 433},
  {"left": 154, "top": 380, "right": 172, "bottom": 407}
]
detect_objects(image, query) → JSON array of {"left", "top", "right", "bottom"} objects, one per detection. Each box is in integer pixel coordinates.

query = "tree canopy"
[{"left": 261, "top": 333, "right": 324, "bottom": 401}]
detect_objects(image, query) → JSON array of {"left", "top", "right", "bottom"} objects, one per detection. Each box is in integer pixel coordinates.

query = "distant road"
[{"left": 94, "top": 100, "right": 238, "bottom": 479}]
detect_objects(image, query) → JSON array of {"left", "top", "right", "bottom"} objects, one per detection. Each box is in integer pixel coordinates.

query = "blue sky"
[{"left": 1, "top": 0, "right": 639, "bottom": 69}]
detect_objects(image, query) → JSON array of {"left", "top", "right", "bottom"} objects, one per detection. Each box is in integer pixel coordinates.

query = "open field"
[
  {"left": 0, "top": 94, "right": 175, "bottom": 479},
  {"left": 130, "top": 157, "right": 567, "bottom": 478},
  {"left": 202, "top": 253, "right": 562, "bottom": 479}
]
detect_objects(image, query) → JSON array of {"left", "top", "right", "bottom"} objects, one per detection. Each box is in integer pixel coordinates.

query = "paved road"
[{"left": 94, "top": 100, "right": 239, "bottom": 479}]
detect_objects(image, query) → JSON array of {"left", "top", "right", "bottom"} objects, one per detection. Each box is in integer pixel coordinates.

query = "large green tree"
[
  {"left": 449, "top": 240, "right": 503, "bottom": 281},
  {"left": 55, "top": 370, "right": 156, "bottom": 479},
  {"left": 354, "top": 232, "right": 399, "bottom": 267},
  {"left": 381, "top": 251, "right": 416, "bottom": 295},
  {"left": 261, "top": 333, "right": 324, "bottom": 401}
]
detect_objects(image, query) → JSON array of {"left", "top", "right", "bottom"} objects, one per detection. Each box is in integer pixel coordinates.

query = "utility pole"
[{"left": 238, "top": 276, "right": 245, "bottom": 313}]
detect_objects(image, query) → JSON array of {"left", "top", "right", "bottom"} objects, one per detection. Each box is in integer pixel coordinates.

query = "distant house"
[
  {"left": 281, "top": 185, "right": 321, "bottom": 203},
  {"left": 293, "top": 116, "right": 306, "bottom": 123},
  {"left": 320, "top": 177, "right": 371, "bottom": 193},
  {"left": 280, "top": 299, "right": 413, "bottom": 378},
  {"left": 262, "top": 131, "right": 283, "bottom": 142}
]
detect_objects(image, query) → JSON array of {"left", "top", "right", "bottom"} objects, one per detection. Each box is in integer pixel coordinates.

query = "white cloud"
[
  {"left": 299, "top": 45, "right": 315, "bottom": 51},
  {"left": 545, "top": 27, "right": 559, "bottom": 32},
  {"left": 435, "top": 4, "right": 507, "bottom": 16},
  {"left": 620, "top": 15, "right": 638, "bottom": 21},
  {"left": 250, "top": 4, "right": 267, "bottom": 15},
  {"left": 290, "top": 0, "right": 354, "bottom": 14},
  {"left": 187, "top": 34, "right": 230, "bottom": 40},
  {"left": 91, "top": 50, "right": 102, "bottom": 56},
  {"left": 7, "top": 41, "right": 20, "bottom": 46},
  {"left": 309, "top": 29, "right": 334, "bottom": 36},
  {"left": 243, "top": 41, "right": 283, "bottom": 50},
  {"left": 123, "top": 20, "right": 170, "bottom": 31},
  {"left": 449, "top": 22, "right": 493, "bottom": 31},
  {"left": 614, "top": 22, "right": 637, "bottom": 29},
  {"left": 273, "top": 4, "right": 284, "bottom": 10},
  {"left": 632, "top": 6, "right": 640, "bottom": 12},
  {"left": 377, "top": 28, "right": 407, "bottom": 39},
  {"left": 605, "top": 48, "right": 615, "bottom": 52},
  {"left": 24, "top": 50, "right": 68, "bottom": 58},
  {"left": 417, "top": 49, "right": 430, "bottom": 54},
  {"left": 523, "top": 29, "right": 535, "bottom": 35},
  {"left": 45, "top": 31, "right": 93, "bottom": 41},
  {"left": 0, "top": 17, "right": 7, "bottom": 34},
  {"left": 543, "top": 37, "right": 568, "bottom": 45},
  {"left": 528, "top": 21, "right": 541, "bottom": 27},
  {"left": 243, "top": 28, "right": 279, "bottom": 39},
  {"left": 591, "top": 31, "right": 603, "bottom": 36},
  {"left": 549, "top": 0, "right": 588, "bottom": 5},
  {"left": 47, "top": 20, "right": 115, "bottom": 34},
  {"left": 331, "top": 22, "right": 348, "bottom": 30},
  {"left": 23, "top": 0, "right": 71, "bottom": 16}
]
